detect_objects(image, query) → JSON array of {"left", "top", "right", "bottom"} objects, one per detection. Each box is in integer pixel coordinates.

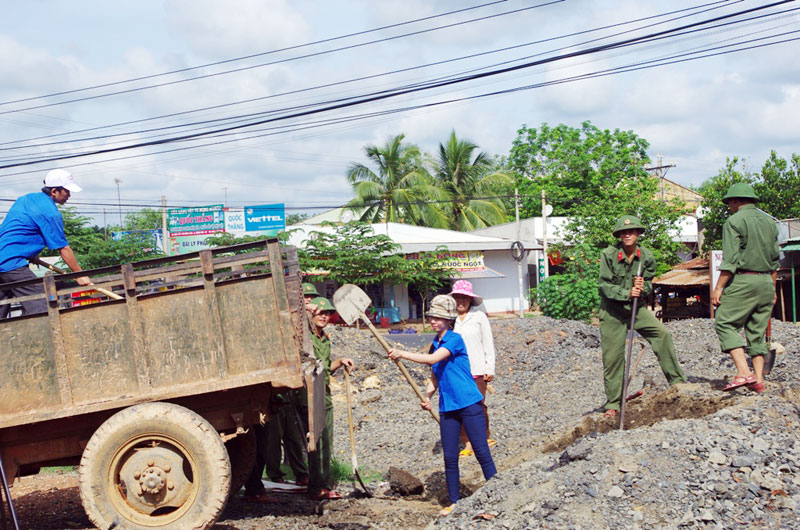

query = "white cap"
[{"left": 44, "top": 169, "right": 82, "bottom": 192}]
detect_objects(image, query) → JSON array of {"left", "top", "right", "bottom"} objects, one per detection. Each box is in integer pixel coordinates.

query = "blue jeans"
[{"left": 440, "top": 402, "right": 496, "bottom": 504}]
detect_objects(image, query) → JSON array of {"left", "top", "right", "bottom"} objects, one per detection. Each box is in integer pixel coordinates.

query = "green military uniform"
[
  {"left": 264, "top": 389, "right": 308, "bottom": 483},
  {"left": 306, "top": 297, "right": 336, "bottom": 494},
  {"left": 598, "top": 216, "right": 686, "bottom": 411},
  {"left": 714, "top": 187, "right": 779, "bottom": 356}
]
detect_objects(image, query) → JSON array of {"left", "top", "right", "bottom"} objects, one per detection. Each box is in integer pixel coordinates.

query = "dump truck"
[{"left": 0, "top": 239, "right": 323, "bottom": 529}]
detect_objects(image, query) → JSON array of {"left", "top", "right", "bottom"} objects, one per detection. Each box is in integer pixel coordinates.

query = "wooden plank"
[
  {"left": 267, "top": 241, "right": 297, "bottom": 365},
  {"left": 59, "top": 302, "right": 139, "bottom": 404},
  {"left": 0, "top": 316, "right": 61, "bottom": 415},
  {"left": 123, "top": 263, "right": 152, "bottom": 392},
  {"left": 305, "top": 366, "right": 325, "bottom": 452},
  {"left": 200, "top": 250, "right": 228, "bottom": 380},
  {"left": 43, "top": 275, "right": 73, "bottom": 407},
  {"left": 138, "top": 289, "right": 220, "bottom": 388}
]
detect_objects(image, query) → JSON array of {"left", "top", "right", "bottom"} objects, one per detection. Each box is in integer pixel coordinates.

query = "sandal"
[
  {"left": 749, "top": 381, "right": 766, "bottom": 393},
  {"left": 487, "top": 439, "right": 497, "bottom": 448},
  {"left": 458, "top": 448, "right": 474, "bottom": 457},
  {"left": 309, "top": 488, "right": 342, "bottom": 500},
  {"left": 440, "top": 505, "right": 454, "bottom": 517},
  {"left": 722, "top": 374, "right": 756, "bottom": 391},
  {"left": 243, "top": 493, "right": 281, "bottom": 504},
  {"left": 603, "top": 409, "right": 617, "bottom": 418}
]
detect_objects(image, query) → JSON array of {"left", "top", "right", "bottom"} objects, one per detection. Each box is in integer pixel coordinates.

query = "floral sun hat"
[{"left": 448, "top": 280, "right": 483, "bottom": 306}]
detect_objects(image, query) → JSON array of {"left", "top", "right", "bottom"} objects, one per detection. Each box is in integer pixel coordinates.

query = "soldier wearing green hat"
[
  {"left": 711, "top": 183, "right": 778, "bottom": 393},
  {"left": 597, "top": 215, "right": 687, "bottom": 418},
  {"left": 304, "top": 296, "right": 354, "bottom": 500}
]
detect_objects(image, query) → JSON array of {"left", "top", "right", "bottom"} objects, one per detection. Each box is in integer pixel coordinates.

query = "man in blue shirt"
[{"left": 0, "top": 169, "right": 91, "bottom": 317}]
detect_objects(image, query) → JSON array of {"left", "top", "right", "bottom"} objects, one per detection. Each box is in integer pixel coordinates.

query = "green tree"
[
  {"left": 753, "top": 150, "right": 800, "bottom": 220},
  {"left": 345, "top": 134, "right": 445, "bottom": 226},
  {"left": 52, "top": 206, "right": 104, "bottom": 256},
  {"left": 508, "top": 121, "right": 650, "bottom": 216},
  {"left": 697, "top": 157, "right": 754, "bottom": 253},
  {"left": 301, "top": 222, "right": 410, "bottom": 286},
  {"left": 432, "top": 130, "right": 512, "bottom": 230},
  {"left": 79, "top": 232, "right": 164, "bottom": 270},
  {"left": 563, "top": 175, "right": 684, "bottom": 275},
  {"left": 123, "top": 208, "right": 163, "bottom": 230}
]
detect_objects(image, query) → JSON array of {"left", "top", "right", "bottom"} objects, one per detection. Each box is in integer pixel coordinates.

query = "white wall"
[{"left": 474, "top": 250, "right": 530, "bottom": 314}]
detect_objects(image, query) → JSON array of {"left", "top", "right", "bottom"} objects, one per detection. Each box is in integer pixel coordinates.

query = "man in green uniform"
[
  {"left": 711, "top": 183, "right": 779, "bottom": 393},
  {"left": 302, "top": 282, "right": 319, "bottom": 307},
  {"left": 598, "top": 215, "right": 687, "bottom": 418},
  {"left": 307, "top": 296, "right": 354, "bottom": 500}
]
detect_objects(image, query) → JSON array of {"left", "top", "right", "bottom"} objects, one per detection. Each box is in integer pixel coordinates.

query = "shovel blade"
[{"left": 333, "top": 284, "right": 372, "bottom": 325}]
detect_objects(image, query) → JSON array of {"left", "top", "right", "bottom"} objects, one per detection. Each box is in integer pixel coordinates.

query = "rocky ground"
[{"left": 8, "top": 317, "right": 800, "bottom": 529}]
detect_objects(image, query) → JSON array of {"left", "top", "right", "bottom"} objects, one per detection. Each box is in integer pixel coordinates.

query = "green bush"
[{"left": 535, "top": 273, "right": 599, "bottom": 322}]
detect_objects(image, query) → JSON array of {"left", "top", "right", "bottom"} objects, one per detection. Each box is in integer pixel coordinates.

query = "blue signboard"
[{"left": 244, "top": 203, "right": 285, "bottom": 233}]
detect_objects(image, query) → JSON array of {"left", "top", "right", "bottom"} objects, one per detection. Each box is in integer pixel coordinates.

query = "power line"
[
  {"left": 0, "top": 0, "right": 735, "bottom": 154},
  {"left": 0, "top": 1, "right": 562, "bottom": 117},
  {"left": 0, "top": 0, "right": 791, "bottom": 171}
]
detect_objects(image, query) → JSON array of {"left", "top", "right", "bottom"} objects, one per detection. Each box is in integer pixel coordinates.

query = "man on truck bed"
[{"left": 0, "top": 169, "right": 91, "bottom": 318}]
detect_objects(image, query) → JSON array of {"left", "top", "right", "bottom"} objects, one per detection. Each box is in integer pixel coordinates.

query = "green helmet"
[
  {"left": 722, "top": 182, "right": 759, "bottom": 204},
  {"left": 310, "top": 297, "right": 336, "bottom": 312},
  {"left": 302, "top": 283, "right": 319, "bottom": 297},
  {"left": 612, "top": 215, "right": 645, "bottom": 237}
]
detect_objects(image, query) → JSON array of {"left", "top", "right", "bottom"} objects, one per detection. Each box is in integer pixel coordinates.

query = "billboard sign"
[
  {"left": 168, "top": 205, "right": 224, "bottom": 236},
  {"left": 244, "top": 204, "right": 285, "bottom": 234}
]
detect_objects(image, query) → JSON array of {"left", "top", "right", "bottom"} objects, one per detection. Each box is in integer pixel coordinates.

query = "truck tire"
[
  {"left": 225, "top": 429, "right": 257, "bottom": 498},
  {"left": 78, "top": 402, "right": 231, "bottom": 530}
]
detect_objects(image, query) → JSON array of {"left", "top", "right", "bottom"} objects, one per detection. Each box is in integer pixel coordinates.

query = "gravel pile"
[{"left": 320, "top": 317, "right": 800, "bottom": 529}]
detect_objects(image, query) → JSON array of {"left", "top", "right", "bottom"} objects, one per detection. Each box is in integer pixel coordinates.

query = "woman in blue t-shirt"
[{"left": 389, "top": 294, "right": 496, "bottom": 516}]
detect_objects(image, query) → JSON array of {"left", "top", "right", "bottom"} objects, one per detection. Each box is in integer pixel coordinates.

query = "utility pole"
[
  {"left": 114, "top": 178, "right": 123, "bottom": 226},
  {"left": 223, "top": 187, "right": 228, "bottom": 208},
  {"left": 103, "top": 209, "right": 107, "bottom": 240},
  {"left": 541, "top": 189, "right": 549, "bottom": 279},
  {"left": 645, "top": 155, "right": 676, "bottom": 201},
  {"left": 515, "top": 188, "right": 524, "bottom": 318},
  {"left": 161, "top": 195, "right": 169, "bottom": 255}
]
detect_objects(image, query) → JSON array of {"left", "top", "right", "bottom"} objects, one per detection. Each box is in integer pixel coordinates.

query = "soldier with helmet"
[
  {"left": 598, "top": 215, "right": 687, "bottom": 418},
  {"left": 711, "top": 183, "right": 779, "bottom": 393}
]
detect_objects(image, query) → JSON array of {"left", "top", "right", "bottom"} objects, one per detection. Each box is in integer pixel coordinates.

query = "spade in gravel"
[
  {"left": 334, "top": 284, "right": 439, "bottom": 423},
  {"left": 343, "top": 367, "right": 372, "bottom": 497}
]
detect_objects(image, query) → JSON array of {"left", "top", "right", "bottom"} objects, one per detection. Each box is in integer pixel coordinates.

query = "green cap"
[
  {"left": 310, "top": 297, "right": 336, "bottom": 312},
  {"left": 722, "top": 182, "right": 759, "bottom": 204},
  {"left": 302, "top": 283, "right": 319, "bottom": 297},
  {"left": 612, "top": 215, "right": 645, "bottom": 237}
]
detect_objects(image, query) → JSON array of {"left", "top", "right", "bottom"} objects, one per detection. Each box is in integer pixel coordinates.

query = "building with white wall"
[{"left": 286, "top": 222, "right": 539, "bottom": 316}]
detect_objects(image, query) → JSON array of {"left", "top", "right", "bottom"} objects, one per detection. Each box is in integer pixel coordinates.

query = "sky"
[{"left": 1, "top": 0, "right": 799, "bottom": 224}]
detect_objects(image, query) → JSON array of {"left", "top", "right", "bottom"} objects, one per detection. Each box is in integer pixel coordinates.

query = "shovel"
[
  {"left": 343, "top": 368, "right": 371, "bottom": 497},
  {"left": 333, "top": 284, "right": 439, "bottom": 423},
  {"left": 30, "top": 257, "right": 123, "bottom": 300},
  {"left": 624, "top": 342, "right": 647, "bottom": 402},
  {"left": 619, "top": 261, "right": 643, "bottom": 431},
  {"left": 746, "top": 319, "right": 779, "bottom": 376}
]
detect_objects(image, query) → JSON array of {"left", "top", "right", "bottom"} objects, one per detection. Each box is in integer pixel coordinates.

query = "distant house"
[
  {"left": 286, "top": 222, "right": 537, "bottom": 317},
  {"left": 657, "top": 177, "right": 704, "bottom": 212}
]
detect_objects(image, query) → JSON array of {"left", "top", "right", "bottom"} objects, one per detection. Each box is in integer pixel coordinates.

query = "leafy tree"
[
  {"left": 49, "top": 206, "right": 104, "bottom": 256},
  {"left": 432, "top": 130, "right": 513, "bottom": 230},
  {"left": 79, "top": 232, "right": 164, "bottom": 270},
  {"left": 563, "top": 175, "right": 684, "bottom": 275},
  {"left": 405, "top": 246, "right": 453, "bottom": 326},
  {"left": 533, "top": 273, "right": 599, "bottom": 322},
  {"left": 286, "top": 212, "right": 310, "bottom": 225},
  {"left": 508, "top": 121, "right": 650, "bottom": 217},
  {"left": 124, "top": 208, "right": 163, "bottom": 230},
  {"left": 345, "top": 134, "right": 445, "bottom": 226},
  {"left": 301, "top": 222, "right": 410, "bottom": 286},
  {"left": 697, "top": 157, "right": 754, "bottom": 253},
  {"left": 753, "top": 150, "right": 800, "bottom": 220}
]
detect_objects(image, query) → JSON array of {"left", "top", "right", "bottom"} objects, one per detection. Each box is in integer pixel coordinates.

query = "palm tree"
[
  {"left": 345, "top": 134, "right": 448, "bottom": 227},
  {"left": 433, "top": 131, "right": 512, "bottom": 231}
]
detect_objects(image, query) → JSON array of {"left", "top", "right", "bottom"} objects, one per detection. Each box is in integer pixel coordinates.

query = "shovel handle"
[
  {"left": 344, "top": 369, "right": 358, "bottom": 469},
  {"left": 359, "top": 313, "right": 440, "bottom": 423},
  {"left": 31, "top": 258, "right": 123, "bottom": 300}
]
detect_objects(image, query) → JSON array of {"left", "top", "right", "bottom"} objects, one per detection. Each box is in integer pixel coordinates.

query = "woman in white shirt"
[{"left": 449, "top": 280, "right": 496, "bottom": 456}]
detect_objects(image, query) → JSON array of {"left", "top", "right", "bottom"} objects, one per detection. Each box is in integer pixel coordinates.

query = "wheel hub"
[{"left": 116, "top": 443, "right": 194, "bottom": 515}]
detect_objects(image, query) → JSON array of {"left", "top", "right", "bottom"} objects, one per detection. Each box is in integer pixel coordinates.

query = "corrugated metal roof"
[
  {"left": 654, "top": 268, "right": 709, "bottom": 286},
  {"left": 671, "top": 257, "right": 708, "bottom": 270}
]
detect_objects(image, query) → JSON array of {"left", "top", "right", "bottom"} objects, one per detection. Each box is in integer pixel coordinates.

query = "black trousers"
[{"left": 0, "top": 266, "right": 46, "bottom": 318}]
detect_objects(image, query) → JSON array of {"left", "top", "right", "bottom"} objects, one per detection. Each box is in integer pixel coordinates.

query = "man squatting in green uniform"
[
  {"left": 306, "top": 296, "right": 354, "bottom": 500},
  {"left": 598, "top": 215, "right": 687, "bottom": 418},
  {"left": 711, "top": 183, "right": 779, "bottom": 393}
]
